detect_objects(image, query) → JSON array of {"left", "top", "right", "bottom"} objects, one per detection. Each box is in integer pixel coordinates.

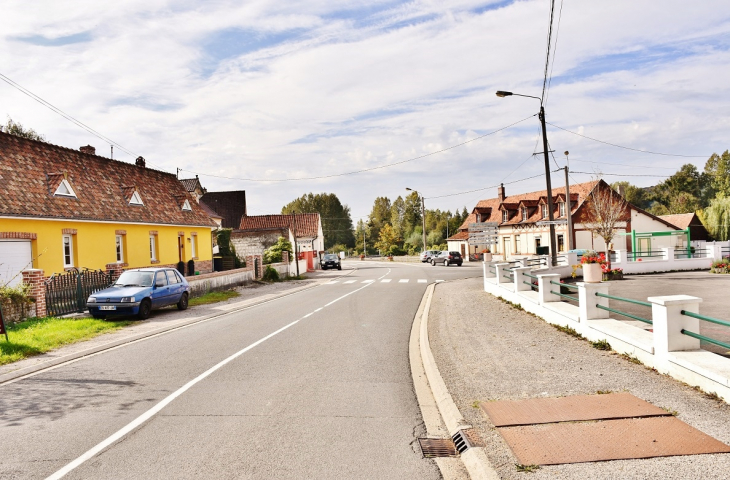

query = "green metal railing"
[
  {"left": 549, "top": 280, "right": 578, "bottom": 302},
  {"left": 594, "top": 292, "right": 652, "bottom": 324},
  {"left": 680, "top": 310, "right": 730, "bottom": 350}
]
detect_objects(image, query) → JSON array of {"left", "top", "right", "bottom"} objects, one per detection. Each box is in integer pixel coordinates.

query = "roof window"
[
  {"left": 182, "top": 199, "right": 192, "bottom": 211},
  {"left": 129, "top": 191, "right": 144, "bottom": 206},
  {"left": 54, "top": 179, "right": 77, "bottom": 198}
]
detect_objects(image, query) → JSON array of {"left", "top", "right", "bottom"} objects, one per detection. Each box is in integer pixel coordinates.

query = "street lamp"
[
  {"left": 496, "top": 90, "right": 558, "bottom": 267},
  {"left": 406, "top": 188, "right": 427, "bottom": 253}
]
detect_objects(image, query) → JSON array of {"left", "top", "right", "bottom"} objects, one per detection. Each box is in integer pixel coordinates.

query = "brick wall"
[
  {"left": 105, "top": 263, "right": 127, "bottom": 282},
  {"left": 245, "top": 255, "right": 263, "bottom": 279},
  {"left": 231, "top": 230, "right": 287, "bottom": 262},
  {"left": 22, "top": 269, "right": 46, "bottom": 318}
]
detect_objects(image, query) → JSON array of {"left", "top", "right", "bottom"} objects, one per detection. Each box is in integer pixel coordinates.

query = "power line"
[
  {"left": 541, "top": 0, "right": 557, "bottom": 103},
  {"left": 543, "top": 0, "right": 564, "bottom": 106},
  {"left": 426, "top": 173, "right": 546, "bottom": 200},
  {"left": 0, "top": 71, "right": 171, "bottom": 172},
  {"left": 546, "top": 121, "right": 708, "bottom": 158},
  {"left": 180, "top": 114, "right": 537, "bottom": 182},
  {"left": 570, "top": 170, "right": 672, "bottom": 178},
  {"left": 569, "top": 158, "right": 680, "bottom": 170}
]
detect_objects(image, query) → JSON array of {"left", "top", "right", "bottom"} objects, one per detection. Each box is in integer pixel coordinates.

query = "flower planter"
[
  {"left": 603, "top": 272, "right": 624, "bottom": 281},
  {"left": 583, "top": 263, "right": 603, "bottom": 283}
]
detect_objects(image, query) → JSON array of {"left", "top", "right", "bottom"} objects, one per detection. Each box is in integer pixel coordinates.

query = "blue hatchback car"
[{"left": 87, "top": 268, "right": 190, "bottom": 320}]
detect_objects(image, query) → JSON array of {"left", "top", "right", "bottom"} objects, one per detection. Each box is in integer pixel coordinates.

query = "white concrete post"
[
  {"left": 649, "top": 295, "right": 702, "bottom": 359},
  {"left": 565, "top": 252, "right": 578, "bottom": 267},
  {"left": 709, "top": 244, "right": 723, "bottom": 261},
  {"left": 578, "top": 281, "right": 610, "bottom": 321},
  {"left": 662, "top": 247, "right": 675, "bottom": 263},
  {"left": 613, "top": 249, "right": 624, "bottom": 264},
  {"left": 513, "top": 267, "right": 533, "bottom": 292},
  {"left": 537, "top": 273, "right": 561, "bottom": 304},
  {"left": 494, "top": 263, "right": 510, "bottom": 284}
]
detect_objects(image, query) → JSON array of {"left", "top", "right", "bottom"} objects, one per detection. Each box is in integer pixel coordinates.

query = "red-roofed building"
[
  {"left": 0, "top": 132, "right": 217, "bottom": 286},
  {"left": 448, "top": 179, "right": 682, "bottom": 260},
  {"left": 232, "top": 213, "right": 324, "bottom": 271}
]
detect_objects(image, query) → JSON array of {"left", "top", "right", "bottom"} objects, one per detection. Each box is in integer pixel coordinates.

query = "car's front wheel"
[
  {"left": 337, "top": 265, "right": 342, "bottom": 270},
  {"left": 431, "top": 260, "right": 436, "bottom": 266},
  {"left": 177, "top": 292, "right": 189, "bottom": 311},
  {"left": 444, "top": 260, "right": 449, "bottom": 266},
  {"left": 138, "top": 299, "right": 152, "bottom": 320}
]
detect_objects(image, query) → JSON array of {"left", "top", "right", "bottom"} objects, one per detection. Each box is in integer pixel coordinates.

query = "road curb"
[
  {"left": 416, "top": 282, "right": 500, "bottom": 480},
  {"left": 0, "top": 273, "right": 350, "bottom": 385}
]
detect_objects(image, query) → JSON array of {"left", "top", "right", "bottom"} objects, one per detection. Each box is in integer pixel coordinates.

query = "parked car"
[
  {"left": 431, "top": 251, "right": 463, "bottom": 266},
  {"left": 87, "top": 268, "right": 190, "bottom": 320},
  {"left": 420, "top": 250, "right": 442, "bottom": 262},
  {"left": 321, "top": 253, "right": 342, "bottom": 270}
]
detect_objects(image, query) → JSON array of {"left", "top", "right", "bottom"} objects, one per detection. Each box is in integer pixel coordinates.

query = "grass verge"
[
  {"left": 188, "top": 290, "right": 240, "bottom": 307},
  {"left": 0, "top": 317, "right": 130, "bottom": 366}
]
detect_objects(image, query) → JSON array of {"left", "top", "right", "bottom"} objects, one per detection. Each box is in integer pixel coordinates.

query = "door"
[
  {"left": 460, "top": 244, "right": 466, "bottom": 257},
  {"left": 178, "top": 236, "right": 185, "bottom": 262},
  {"left": 503, "top": 237, "right": 511, "bottom": 259},
  {"left": 638, "top": 238, "right": 651, "bottom": 257},
  {"left": 0, "top": 240, "right": 32, "bottom": 287},
  {"left": 151, "top": 271, "right": 171, "bottom": 307}
]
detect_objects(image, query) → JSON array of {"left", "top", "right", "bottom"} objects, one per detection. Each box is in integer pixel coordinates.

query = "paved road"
[{"left": 0, "top": 260, "right": 480, "bottom": 479}]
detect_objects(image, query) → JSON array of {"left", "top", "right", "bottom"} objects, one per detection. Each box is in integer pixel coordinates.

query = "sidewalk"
[{"left": 428, "top": 277, "right": 730, "bottom": 479}]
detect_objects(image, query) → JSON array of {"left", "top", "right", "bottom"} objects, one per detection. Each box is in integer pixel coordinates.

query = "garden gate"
[{"left": 45, "top": 268, "right": 113, "bottom": 317}]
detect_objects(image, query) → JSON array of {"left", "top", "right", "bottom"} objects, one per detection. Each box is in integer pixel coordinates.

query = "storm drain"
[
  {"left": 417, "top": 438, "right": 459, "bottom": 458},
  {"left": 452, "top": 428, "right": 480, "bottom": 453}
]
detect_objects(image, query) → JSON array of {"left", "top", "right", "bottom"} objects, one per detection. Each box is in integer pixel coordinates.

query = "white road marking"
[
  {"left": 435, "top": 280, "right": 445, "bottom": 283},
  {"left": 314, "top": 307, "right": 323, "bottom": 312},
  {"left": 362, "top": 280, "right": 374, "bottom": 283},
  {"left": 399, "top": 279, "right": 409, "bottom": 283},
  {"left": 381, "top": 279, "right": 392, "bottom": 283},
  {"left": 343, "top": 280, "right": 356, "bottom": 284},
  {"left": 47, "top": 268, "right": 392, "bottom": 480},
  {"left": 418, "top": 279, "right": 427, "bottom": 283},
  {"left": 325, "top": 281, "right": 339, "bottom": 285}
]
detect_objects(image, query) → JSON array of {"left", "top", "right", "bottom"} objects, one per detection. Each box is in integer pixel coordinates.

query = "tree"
[
  {"left": 282, "top": 193, "right": 355, "bottom": 249},
  {"left": 582, "top": 182, "right": 630, "bottom": 264},
  {"left": 403, "top": 192, "right": 422, "bottom": 232},
  {"left": 3, "top": 117, "right": 47, "bottom": 142},
  {"left": 704, "top": 150, "right": 730, "bottom": 201},
  {"left": 702, "top": 197, "right": 730, "bottom": 241},
  {"left": 390, "top": 196, "right": 406, "bottom": 239},
  {"left": 650, "top": 163, "right": 707, "bottom": 212},
  {"left": 374, "top": 224, "right": 401, "bottom": 255},
  {"left": 611, "top": 181, "right": 650, "bottom": 209},
  {"left": 354, "top": 219, "right": 370, "bottom": 254},
  {"left": 367, "top": 196, "right": 391, "bottom": 241}
]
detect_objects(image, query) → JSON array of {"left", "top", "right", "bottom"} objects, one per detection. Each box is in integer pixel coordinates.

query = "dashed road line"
[
  {"left": 399, "top": 279, "right": 409, "bottom": 283},
  {"left": 381, "top": 279, "right": 392, "bottom": 283},
  {"left": 343, "top": 280, "right": 356, "bottom": 284},
  {"left": 418, "top": 279, "right": 427, "bottom": 283}
]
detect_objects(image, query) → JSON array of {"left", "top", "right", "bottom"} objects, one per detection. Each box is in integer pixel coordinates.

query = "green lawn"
[
  {"left": 0, "top": 317, "right": 130, "bottom": 366},
  {"left": 188, "top": 290, "right": 240, "bottom": 306}
]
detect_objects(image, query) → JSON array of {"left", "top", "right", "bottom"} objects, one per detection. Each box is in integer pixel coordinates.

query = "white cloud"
[{"left": 1, "top": 0, "right": 729, "bottom": 219}]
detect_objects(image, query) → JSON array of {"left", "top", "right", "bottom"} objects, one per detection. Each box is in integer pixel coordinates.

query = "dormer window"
[
  {"left": 502, "top": 210, "right": 508, "bottom": 223},
  {"left": 559, "top": 202, "right": 566, "bottom": 217},
  {"left": 129, "top": 191, "right": 144, "bottom": 206},
  {"left": 54, "top": 179, "right": 77, "bottom": 198},
  {"left": 182, "top": 199, "right": 192, "bottom": 211},
  {"left": 521, "top": 207, "right": 528, "bottom": 221},
  {"left": 541, "top": 204, "right": 548, "bottom": 219}
]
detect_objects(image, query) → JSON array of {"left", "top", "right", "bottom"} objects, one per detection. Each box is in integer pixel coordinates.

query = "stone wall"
[
  {"left": 231, "top": 229, "right": 287, "bottom": 261},
  {"left": 186, "top": 267, "right": 254, "bottom": 297},
  {"left": 0, "top": 298, "right": 36, "bottom": 324}
]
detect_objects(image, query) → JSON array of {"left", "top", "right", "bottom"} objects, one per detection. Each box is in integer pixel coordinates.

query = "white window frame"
[
  {"left": 559, "top": 202, "right": 566, "bottom": 217},
  {"left": 190, "top": 235, "right": 197, "bottom": 259},
  {"left": 150, "top": 235, "right": 157, "bottom": 262},
  {"left": 502, "top": 210, "right": 508, "bottom": 223},
  {"left": 116, "top": 235, "right": 124, "bottom": 263},
  {"left": 541, "top": 204, "right": 548, "bottom": 219},
  {"left": 182, "top": 199, "right": 192, "bottom": 211},
  {"left": 521, "top": 207, "right": 528, "bottom": 221},
  {"left": 130, "top": 191, "right": 144, "bottom": 206},
  {"left": 54, "top": 179, "right": 77, "bottom": 198},
  {"left": 62, "top": 234, "right": 74, "bottom": 268}
]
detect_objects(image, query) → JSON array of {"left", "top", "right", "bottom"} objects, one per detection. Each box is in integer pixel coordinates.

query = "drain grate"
[
  {"left": 418, "top": 438, "right": 459, "bottom": 458},
  {"left": 451, "top": 429, "right": 475, "bottom": 453}
]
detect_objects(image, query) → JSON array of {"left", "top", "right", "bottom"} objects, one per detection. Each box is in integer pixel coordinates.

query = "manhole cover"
[
  {"left": 481, "top": 392, "right": 669, "bottom": 427},
  {"left": 417, "top": 438, "right": 459, "bottom": 458},
  {"left": 499, "top": 416, "right": 730, "bottom": 465}
]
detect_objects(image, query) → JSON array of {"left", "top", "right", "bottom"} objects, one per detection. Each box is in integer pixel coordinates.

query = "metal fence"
[
  {"left": 45, "top": 268, "right": 114, "bottom": 317},
  {"left": 674, "top": 248, "right": 709, "bottom": 259}
]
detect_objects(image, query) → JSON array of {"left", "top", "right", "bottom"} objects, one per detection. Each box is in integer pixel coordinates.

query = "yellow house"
[{"left": 0, "top": 133, "right": 216, "bottom": 287}]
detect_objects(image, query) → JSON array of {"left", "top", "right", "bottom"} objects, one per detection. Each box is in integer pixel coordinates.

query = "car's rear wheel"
[
  {"left": 337, "top": 265, "right": 342, "bottom": 270},
  {"left": 444, "top": 260, "right": 449, "bottom": 266},
  {"left": 138, "top": 298, "right": 152, "bottom": 320},
  {"left": 177, "top": 292, "right": 189, "bottom": 311}
]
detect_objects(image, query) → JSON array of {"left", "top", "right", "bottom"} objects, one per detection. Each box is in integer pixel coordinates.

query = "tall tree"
[
  {"left": 403, "top": 191, "right": 422, "bottom": 232},
  {"left": 701, "top": 197, "right": 730, "bottom": 241},
  {"left": 390, "top": 196, "right": 406, "bottom": 239},
  {"left": 611, "top": 181, "right": 650, "bottom": 209},
  {"left": 582, "top": 183, "right": 630, "bottom": 264},
  {"left": 354, "top": 219, "right": 370, "bottom": 254},
  {"left": 650, "top": 164, "right": 705, "bottom": 213},
  {"left": 3, "top": 117, "right": 47, "bottom": 142},
  {"left": 367, "top": 196, "right": 391, "bottom": 241},
  {"left": 704, "top": 150, "right": 730, "bottom": 201},
  {"left": 282, "top": 193, "right": 355, "bottom": 249}
]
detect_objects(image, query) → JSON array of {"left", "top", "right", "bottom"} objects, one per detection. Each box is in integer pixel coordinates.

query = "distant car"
[
  {"left": 431, "top": 251, "right": 463, "bottom": 266},
  {"left": 321, "top": 253, "right": 342, "bottom": 270},
  {"left": 87, "top": 268, "right": 190, "bottom": 320},
  {"left": 420, "top": 250, "right": 442, "bottom": 262}
]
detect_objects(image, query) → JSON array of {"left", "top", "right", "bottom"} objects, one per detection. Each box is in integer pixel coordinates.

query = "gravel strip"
[{"left": 428, "top": 276, "right": 730, "bottom": 480}]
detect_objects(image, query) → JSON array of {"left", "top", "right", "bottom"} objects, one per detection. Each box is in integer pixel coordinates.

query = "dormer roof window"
[
  {"left": 54, "top": 179, "right": 77, "bottom": 198},
  {"left": 129, "top": 191, "right": 144, "bottom": 206},
  {"left": 182, "top": 199, "right": 192, "bottom": 211},
  {"left": 502, "top": 210, "right": 508, "bottom": 223},
  {"left": 521, "top": 207, "right": 528, "bottom": 221}
]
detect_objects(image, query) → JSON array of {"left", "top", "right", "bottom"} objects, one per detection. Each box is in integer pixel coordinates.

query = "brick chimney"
[
  {"left": 135, "top": 156, "right": 146, "bottom": 168},
  {"left": 80, "top": 145, "right": 95, "bottom": 155},
  {"left": 498, "top": 183, "right": 506, "bottom": 202}
]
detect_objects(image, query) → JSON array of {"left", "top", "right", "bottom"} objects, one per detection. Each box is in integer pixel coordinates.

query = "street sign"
[
  {"left": 536, "top": 220, "right": 568, "bottom": 226},
  {"left": 468, "top": 222, "right": 499, "bottom": 229}
]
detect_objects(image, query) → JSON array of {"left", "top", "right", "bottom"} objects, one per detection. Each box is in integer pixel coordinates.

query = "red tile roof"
[
  {"left": 0, "top": 132, "right": 216, "bottom": 227},
  {"left": 659, "top": 213, "right": 697, "bottom": 229},
  {"left": 238, "top": 213, "right": 321, "bottom": 239}
]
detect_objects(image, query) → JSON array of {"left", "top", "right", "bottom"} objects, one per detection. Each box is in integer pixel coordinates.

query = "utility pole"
[
  {"left": 539, "top": 106, "right": 559, "bottom": 267},
  {"left": 421, "top": 195, "right": 427, "bottom": 252},
  {"left": 564, "top": 151, "right": 573, "bottom": 251},
  {"left": 292, "top": 212, "right": 299, "bottom": 277}
]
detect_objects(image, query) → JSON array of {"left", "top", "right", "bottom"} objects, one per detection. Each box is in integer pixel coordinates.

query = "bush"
[
  {"left": 710, "top": 259, "right": 730, "bottom": 274},
  {"left": 262, "top": 265, "right": 280, "bottom": 282},
  {"left": 0, "top": 283, "right": 33, "bottom": 304},
  {"left": 187, "top": 259, "right": 195, "bottom": 276},
  {"left": 176, "top": 261, "right": 185, "bottom": 276},
  {"left": 263, "top": 237, "right": 293, "bottom": 264}
]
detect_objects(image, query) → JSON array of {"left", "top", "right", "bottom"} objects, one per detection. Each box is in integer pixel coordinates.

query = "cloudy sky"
[{"left": 2, "top": 0, "right": 729, "bottom": 221}]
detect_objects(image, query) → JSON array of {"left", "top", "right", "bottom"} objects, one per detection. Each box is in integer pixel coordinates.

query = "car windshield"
[
  {"left": 324, "top": 254, "right": 338, "bottom": 261},
  {"left": 115, "top": 271, "right": 154, "bottom": 287}
]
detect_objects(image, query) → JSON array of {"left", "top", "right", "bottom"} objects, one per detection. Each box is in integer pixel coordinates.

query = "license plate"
[{"left": 99, "top": 306, "right": 116, "bottom": 311}]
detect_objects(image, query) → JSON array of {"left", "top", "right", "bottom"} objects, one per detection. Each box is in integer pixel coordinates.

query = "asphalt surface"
[
  {"left": 429, "top": 277, "right": 730, "bottom": 480},
  {"left": 0, "top": 260, "right": 480, "bottom": 479}
]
